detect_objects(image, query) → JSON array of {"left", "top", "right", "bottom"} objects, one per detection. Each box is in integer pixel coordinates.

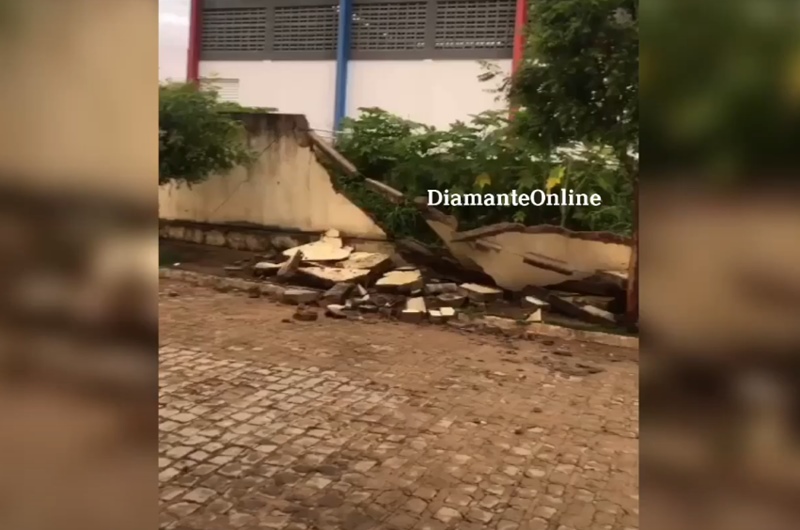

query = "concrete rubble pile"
[{"left": 245, "top": 229, "right": 629, "bottom": 331}]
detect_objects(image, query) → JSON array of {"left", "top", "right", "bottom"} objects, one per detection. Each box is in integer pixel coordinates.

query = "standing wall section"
[{"left": 197, "top": 0, "right": 515, "bottom": 133}]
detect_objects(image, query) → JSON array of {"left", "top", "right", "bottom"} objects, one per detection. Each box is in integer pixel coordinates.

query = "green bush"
[
  {"left": 159, "top": 82, "right": 257, "bottom": 185},
  {"left": 333, "top": 108, "right": 633, "bottom": 240}
]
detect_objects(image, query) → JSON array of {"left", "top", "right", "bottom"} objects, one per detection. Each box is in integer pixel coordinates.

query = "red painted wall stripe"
[
  {"left": 510, "top": 0, "right": 528, "bottom": 118},
  {"left": 186, "top": 0, "right": 202, "bottom": 83},
  {"left": 512, "top": 0, "right": 528, "bottom": 77}
]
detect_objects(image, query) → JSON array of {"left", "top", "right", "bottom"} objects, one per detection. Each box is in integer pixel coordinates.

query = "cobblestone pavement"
[{"left": 159, "top": 281, "right": 639, "bottom": 530}]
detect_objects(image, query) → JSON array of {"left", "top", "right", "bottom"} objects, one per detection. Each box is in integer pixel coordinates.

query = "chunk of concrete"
[
  {"left": 440, "top": 307, "right": 456, "bottom": 318},
  {"left": 428, "top": 309, "right": 445, "bottom": 324},
  {"left": 459, "top": 283, "right": 503, "bottom": 303},
  {"left": 349, "top": 294, "right": 370, "bottom": 308},
  {"left": 253, "top": 261, "right": 282, "bottom": 277},
  {"left": 526, "top": 308, "right": 543, "bottom": 323},
  {"left": 337, "top": 252, "right": 393, "bottom": 274},
  {"left": 405, "top": 297, "right": 427, "bottom": 313},
  {"left": 325, "top": 304, "right": 348, "bottom": 319},
  {"left": 580, "top": 304, "right": 618, "bottom": 325},
  {"left": 425, "top": 282, "right": 459, "bottom": 295},
  {"left": 283, "top": 238, "right": 352, "bottom": 262},
  {"left": 375, "top": 270, "right": 424, "bottom": 293},
  {"left": 399, "top": 309, "right": 425, "bottom": 323},
  {"left": 437, "top": 292, "right": 467, "bottom": 307},
  {"left": 296, "top": 266, "right": 371, "bottom": 288},
  {"left": 429, "top": 306, "right": 456, "bottom": 324},
  {"left": 282, "top": 288, "right": 320, "bottom": 305},
  {"left": 522, "top": 295, "right": 549, "bottom": 309},
  {"left": 321, "top": 283, "right": 355, "bottom": 304},
  {"left": 276, "top": 250, "right": 304, "bottom": 280}
]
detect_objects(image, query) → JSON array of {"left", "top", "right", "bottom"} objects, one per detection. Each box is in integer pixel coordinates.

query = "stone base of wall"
[{"left": 159, "top": 220, "right": 394, "bottom": 255}]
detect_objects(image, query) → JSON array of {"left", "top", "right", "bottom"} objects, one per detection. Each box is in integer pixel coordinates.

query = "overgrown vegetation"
[
  {"left": 335, "top": 109, "right": 633, "bottom": 239},
  {"left": 333, "top": 0, "right": 637, "bottom": 241},
  {"left": 512, "top": 0, "right": 638, "bottom": 163},
  {"left": 159, "top": 82, "right": 258, "bottom": 185}
]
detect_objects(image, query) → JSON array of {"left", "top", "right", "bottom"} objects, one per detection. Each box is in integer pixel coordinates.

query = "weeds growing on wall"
[
  {"left": 333, "top": 108, "right": 633, "bottom": 241},
  {"left": 159, "top": 82, "right": 259, "bottom": 186}
]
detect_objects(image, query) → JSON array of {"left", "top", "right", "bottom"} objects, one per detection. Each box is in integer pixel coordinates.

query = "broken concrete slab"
[
  {"left": 396, "top": 237, "right": 495, "bottom": 285},
  {"left": 459, "top": 283, "right": 503, "bottom": 303},
  {"left": 429, "top": 306, "right": 456, "bottom": 324},
  {"left": 348, "top": 294, "right": 370, "bottom": 308},
  {"left": 580, "top": 304, "right": 618, "bottom": 325},
  {"left": 405, "top": 297, "right": 427, "bottom": 313},
  {"left": 296, "top": 266, "right": 371, "bottom": 289},
  {"left": 324, "top": 304, "right": 348, "bottom": 319},
  {"left": 282, "top": 288, "right": 321, "bottom": 305},
  {"left": 416, "top": 206, "right": 633, "bottom": 291},
  {"left": 428, "top": 309, "right": 446, "bottom": 324},
  {"left": 399, "top": 309, "right": 425, "bottom": 323},
  {"left": 524, "top": 286, "right": 619, "bottom": 328},
  {"left": 522, "top": 295, "right": 550, "bottom": 309},
  {"left": 375, "top": 269, "right": 424, "bottom": 293},
  {"left": 283, "top": 238, "right": 352, "bottom": 262},
  {"left": 398, "top": 296, "right": 428, "bottom": 323},
  {"left": 321, "top": 283, "right": 355, "bottom": 305},
  {"left": 337, "top": 252, "right": 393, "bottom": 275},
  {"left": 276, "top": 250, "right": 304, "bottom": 280}
]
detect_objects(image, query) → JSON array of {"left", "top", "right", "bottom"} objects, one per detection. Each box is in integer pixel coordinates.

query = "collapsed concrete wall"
[
  {"left": 161, "top": 113, "right": 632, "bottom": 293},
  {"left": 420, "top": 208, "right": 632, "bottom": 290},
  {"left": 158, "top": 113, "right": 386, "bottom": 240}
]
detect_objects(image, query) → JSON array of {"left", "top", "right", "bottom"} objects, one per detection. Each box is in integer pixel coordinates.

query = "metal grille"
[
  {"left": 352, "top": 2, "right": 427, "bottom": 51},
  {"left": 272, "top": 5, "right": 338, "bottom": 52},
  {"left": 435, "top": 0, "right": 515, "bottom": 49},
  {"left": 201, "top": 8, "right": 267, "bottom": 52}
]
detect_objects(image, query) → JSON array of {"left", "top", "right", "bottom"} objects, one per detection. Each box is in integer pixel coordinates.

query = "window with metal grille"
[
  {"left": 435, "top": 0, "right": 515, "bottom": 50},
  {"left": 201, "top": 8, "right": 267, "bottom": 52},
  {"left": 352, "top": 2, "right": 427, "bottom": 51},
  {"left": 272, "top": 5, "right": 338, "bottom": 52}
]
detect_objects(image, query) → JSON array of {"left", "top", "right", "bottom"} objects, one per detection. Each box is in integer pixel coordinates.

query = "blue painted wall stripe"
[{"left": 333, "top": 0, "right": 353, "bottom": 135}]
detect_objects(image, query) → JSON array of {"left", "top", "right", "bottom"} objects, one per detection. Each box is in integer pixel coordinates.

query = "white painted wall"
[{"left": 199, "top": 59, "right": 512, "bottom": 134}]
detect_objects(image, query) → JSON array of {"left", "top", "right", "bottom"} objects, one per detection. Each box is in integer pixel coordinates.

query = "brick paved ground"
[{"left": 159, "top": 280, "right": 639, "bottom": 530}]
